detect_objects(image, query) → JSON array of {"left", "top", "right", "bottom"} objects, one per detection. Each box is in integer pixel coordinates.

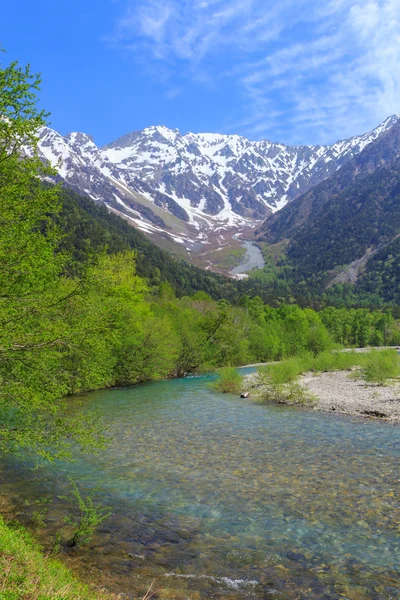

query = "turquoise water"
[{"left": 2, "top": 369, "right": 400, "bottom": 599}]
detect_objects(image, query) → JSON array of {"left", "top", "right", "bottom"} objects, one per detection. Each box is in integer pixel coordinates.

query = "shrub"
[
  {"left": 298, "top": 352, "right": 315, "bottom": 372},
  {"left": 213, "top": 367, "right": 243, "bottom": 393},
  {"left": 310, "top": 350, "right": 340, "bottom": 372},
  {"left": 337, "top": 350, "right": 369, "bottom": 370},
  {"left": 304, "top": 350, "right": 368, "bottom": 373},
  {"left": 63, "top": 479, "right": 111, "bottom": 548},
  {"left": 260, "top": 381, "right": 317, "bottom": 407},
  {"left": 259, "top": 358, "right": 303, "bottom": 385},
  {"left": 28, "top": 498, "right": 50, "bottom": 529},
  {"left": 257, "top": 359, "right": 316, "bottom": 407},
  {"left": 361, "top": 349, "right": 400, "bottom": 386}
]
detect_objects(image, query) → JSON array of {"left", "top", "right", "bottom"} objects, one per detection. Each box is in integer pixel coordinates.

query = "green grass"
[
  {"left": 213, "top": 367, "right": 243, "bottom": 393},
  {"left": 361, "top": 349, "right": 400, "bottom": 385},
  {"left": 259, "top": 358, "right": 303, "bottom": 384},
  {"left": 259, "top": 381, "right": 317, "bottom": 407},
  {"left": 254, "top": 350, "right": 380, "bottom": 407},
  {"left": 210, "top": 247, "right": 246, "bottom": 269},
  {"left": 0, "top": 516, "right": 113, "bottom": 600}
]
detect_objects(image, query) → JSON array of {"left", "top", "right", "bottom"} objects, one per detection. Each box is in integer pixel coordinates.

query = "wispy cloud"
[{"left": 110, "top": 0, "right": 400, "bottom": 144}]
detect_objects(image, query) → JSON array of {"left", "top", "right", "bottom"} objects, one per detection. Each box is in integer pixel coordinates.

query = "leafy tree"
[{"left": 0, "top": 54, "right": 101, "bottom": 459}]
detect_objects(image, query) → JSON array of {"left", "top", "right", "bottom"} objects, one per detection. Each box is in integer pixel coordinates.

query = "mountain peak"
[
  {"left": 142, "top": 125, "right": 181, "bottom": 143},
  {"left": 36, "top": 115, "right": 400, "bottom": 247},
  {"left": 372, "top": 114, "right": 400, "bottom": 135},
  {"left": 66, "top": 132, "right": 95, "bottom": 146}
]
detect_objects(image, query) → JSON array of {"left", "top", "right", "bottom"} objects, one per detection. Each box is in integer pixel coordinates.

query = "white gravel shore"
[
  {"left": 244, "top": 371, "right": 400, "bottom": 423},
  {"left": 301, "top": 371, "right": 400, "bottom": 422}
]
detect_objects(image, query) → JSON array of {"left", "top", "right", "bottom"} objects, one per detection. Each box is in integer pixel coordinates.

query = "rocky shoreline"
[{"left": 243, "top": 370, "right": 400, "bottom": 423}]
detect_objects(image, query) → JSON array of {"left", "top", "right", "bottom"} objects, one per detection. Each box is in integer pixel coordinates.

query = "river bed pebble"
[{"left": 244, "top": 370, "right": 400, "bottom": 422}]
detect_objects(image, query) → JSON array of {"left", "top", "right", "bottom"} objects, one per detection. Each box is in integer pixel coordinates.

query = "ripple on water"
[{"left": 2, "top": 370, "right": 400, "bottom": 599}]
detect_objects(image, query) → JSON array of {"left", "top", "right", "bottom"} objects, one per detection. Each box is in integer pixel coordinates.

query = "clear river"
[
  {"left": 1, "top": 369, "right": 399, "bottom": 599},
  {"left": 231, "top": 242, "right": 265, "bottom": 275}
]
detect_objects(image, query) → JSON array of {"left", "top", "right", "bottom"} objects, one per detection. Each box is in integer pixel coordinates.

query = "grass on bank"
[
  {"left": 301, "top": 348, "right": 400, "bottom": 385},
  {"left": 361, "top": 349, "right": 400, "bottom": 385},
  {"left": 257, "top": 349, "right": 398, "bottom": 383},
  {"left": 0, "top": 517, "right": 114, "bottom": 600},
  {"left": 252, "top": 348, "right": 400, "bottom": 405},
  {"left": 259, "top": 380, "right": 317, "bottom": 407}
]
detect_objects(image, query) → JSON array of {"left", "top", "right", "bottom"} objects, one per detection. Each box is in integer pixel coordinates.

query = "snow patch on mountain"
[{"left": 35, "top": 115, "right": 400, "bottom": 246}]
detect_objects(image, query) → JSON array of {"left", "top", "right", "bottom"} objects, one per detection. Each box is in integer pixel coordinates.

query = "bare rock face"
[{"left": 35, "top": 116, "right": 400, "bottom": 246}]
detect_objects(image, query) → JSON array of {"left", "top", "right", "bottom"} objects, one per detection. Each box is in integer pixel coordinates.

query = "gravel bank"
[{"left": 244, "top": 371, "right": 400, "bottom": 423}]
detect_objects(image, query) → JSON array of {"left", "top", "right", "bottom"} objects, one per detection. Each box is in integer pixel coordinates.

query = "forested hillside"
[
  {"left": 2, "top": 51, "right": 400, "bottom": 465},
  {"left": 356, "top": 235, "right": 400, "bottom": 304},
  {"left": 252, "top": 122, "right": 400, "bottom": 304},
  {"left": 56, "top": 186, "right": 314, "bottom": 306},
  {"left": 57, "top": 186, "right": 240, "bottom": 300},
  {"left": 258, "top": 120, "right": 400, "bottom": 243},
  {"left": 286, "top": 157, "right": 400, "bottom": 285}
]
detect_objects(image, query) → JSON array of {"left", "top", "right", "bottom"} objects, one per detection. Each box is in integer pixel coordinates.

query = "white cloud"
[
  {"left": 112, "top": 0, "right": 285, "bottom": 62},
  {"left": 111, "top": 0, "right": 400, "bottom": 144}
]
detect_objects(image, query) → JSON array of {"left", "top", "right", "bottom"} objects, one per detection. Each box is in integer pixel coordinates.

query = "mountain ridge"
[
  {"left": 257, "top": 119, "right": 400, "bottom": 243},
  {"left": 252, "top": 120, "right": 400, "bottom": 303},
  {"left": 36, "top": 115, "right": 400, "bottom": 251}
]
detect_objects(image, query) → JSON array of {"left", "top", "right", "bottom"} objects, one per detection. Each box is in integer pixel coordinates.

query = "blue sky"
[{"left": 2, "top": 0, "right": 400, "bottom": 146}]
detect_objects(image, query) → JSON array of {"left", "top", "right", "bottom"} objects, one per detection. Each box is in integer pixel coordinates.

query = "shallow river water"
[
  {"left": 2, "top": 369, "right": 400, "bottom": 599},
  {"left": 231, "top": 243, "right": 264, "bottom": 275}
]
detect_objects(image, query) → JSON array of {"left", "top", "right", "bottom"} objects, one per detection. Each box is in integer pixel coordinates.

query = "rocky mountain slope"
[
  {"left": 56, "top": 185, "right": 294, "bottom": 305},
  {"left": 36, "top": 116, "right": 400, "bottom": 249},
  {"left": 258, "top": 119, "right": 400, "bottom": 243},
  {"left": 255, "top": 120, "right": 400, "bottom": 300}
]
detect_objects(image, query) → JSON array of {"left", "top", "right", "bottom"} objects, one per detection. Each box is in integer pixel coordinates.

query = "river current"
[
  {"left": 1, "top": 369, "right": 399, "bottom": 599},
  {"left": 231, "top": 242, "right": 265, "bottom": 275}
]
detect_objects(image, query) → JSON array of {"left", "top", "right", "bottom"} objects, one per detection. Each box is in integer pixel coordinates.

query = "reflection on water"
[{"left": 1, "top": 370, "right": 400, "bottom": 599}]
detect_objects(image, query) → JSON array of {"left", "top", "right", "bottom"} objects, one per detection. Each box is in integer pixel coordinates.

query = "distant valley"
[{"left": 36, "top": 115, "right": 400, "bottom": 274}]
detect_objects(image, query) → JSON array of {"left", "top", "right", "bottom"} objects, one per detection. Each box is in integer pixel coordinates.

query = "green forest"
[
  {"left": 1, "top": 54, "right": 400, "bottom": 462},
  {"left": 59, "top": 186, "right": 400, "bottom": 310},
  {"left": 2, "top": 46, "right": 400, "bottom": 600}
]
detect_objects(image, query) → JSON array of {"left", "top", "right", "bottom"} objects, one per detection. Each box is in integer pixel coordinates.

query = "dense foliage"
[
  {"left": 213, "top": 367, "right": 244, "bottom": 393},
  {"left": 355, "top": 236, "right": 400, "bottom": 304},
  {"left": 2, "top": 52, "right": 400, "bottom": 462},
  {"left": 361, "top": 349, "right": 400, "bottom": 385},
  {"left": 0, "top": 56, "right": 101, "bottom": 460},
  {"left": 286, "top": 159, "right": 400, "bottom": 287}
]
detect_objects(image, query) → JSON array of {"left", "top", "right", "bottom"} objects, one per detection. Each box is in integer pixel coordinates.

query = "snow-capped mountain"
[{"left": 36, "top": 115, "right": 400, "bottom": 247}]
